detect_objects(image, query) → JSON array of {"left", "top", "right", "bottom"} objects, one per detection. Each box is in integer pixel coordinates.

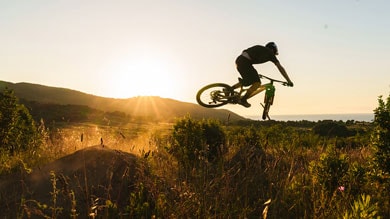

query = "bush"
[
  {"left": 371, "top": 94, "right": 390, "bottom": 175},
  {"left": 342, "top": 194, "right": 381, "bottom": 219},
  {"left": 169, "top": 116, "right": 226, "bottom": 179},
  {"left": 313, "top": 120, "right": 352, "bottom": 137},
  {"left": 310, "top": 145, "right": 349, "bottom": 192},
  {"left": 0, "top": 88, "right": 41, "bottom": 154}
]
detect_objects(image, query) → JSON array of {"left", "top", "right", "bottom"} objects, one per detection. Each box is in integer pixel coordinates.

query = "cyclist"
[{"left": 234, "top": 42, "right": 294, "bottom": 107}]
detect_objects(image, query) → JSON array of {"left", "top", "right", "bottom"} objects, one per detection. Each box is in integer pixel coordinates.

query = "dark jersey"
[{"left": 243, "top": 45, "right": 279, "bottom": 64}]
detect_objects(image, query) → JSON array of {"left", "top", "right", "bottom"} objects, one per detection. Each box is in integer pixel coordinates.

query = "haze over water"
[{"left": 248, "top": 113, "right": 374, "bottom": 122}]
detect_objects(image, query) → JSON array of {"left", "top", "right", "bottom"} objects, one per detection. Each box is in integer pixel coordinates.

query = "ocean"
[{"left": 246, "top": 113, "right": 374, "bottom": 122}]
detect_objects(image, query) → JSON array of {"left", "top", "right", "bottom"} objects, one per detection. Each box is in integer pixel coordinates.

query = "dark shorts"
[{"left": 235, "top": 55, "right": 260, "bottom": 86}]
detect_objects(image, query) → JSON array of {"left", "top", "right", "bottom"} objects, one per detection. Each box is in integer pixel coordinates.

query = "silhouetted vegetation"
[
  {"left": 313, "top": 120, "right": 353, "bottom": 137},
  {"left": 0, "top": 88, "right": 42, "bottom": 154},
  {"left": 0, "top": 80, "right": 246, "bottom": 122},
  {"left": 372, "top": 95, "right": 390, "bottom": 175},
  {"left": 0, "top": 89, "right": 389, "bottom": 218}
]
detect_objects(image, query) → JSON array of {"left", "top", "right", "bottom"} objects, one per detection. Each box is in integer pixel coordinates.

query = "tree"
[
  {"left": 0, "top": 88, "right": 41, "bottom": 154},
  {"left": 313, "top": 120, "right": 351, "bottom": 137},
  {"left": 371, "top": 94, "right": 390, "bottom": 175}
]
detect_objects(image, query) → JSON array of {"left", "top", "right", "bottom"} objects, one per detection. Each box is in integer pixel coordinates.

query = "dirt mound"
[{"left": 0, "top": 145, "right": 142, "bottom": 218}]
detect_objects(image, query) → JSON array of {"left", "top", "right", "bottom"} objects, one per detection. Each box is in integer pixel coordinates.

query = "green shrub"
[
  {"left": 169, "top": 116, "right": 226, "bottom": 179},
  {"left": 0, "top": 88, "right": 41, "bottom": 154},
  {"left": 371, "top": 94, "right": 390, "bottom": 175},
  {"left": 201, "top": 119, "right": 226, "bottom": 162},
  {"left": 368, "top": 94, "right": 390, "bottom": 218},
  {"left": 342, "top": 194, "right": 381, "bottom": 219},
  {"left": 310, "top": 145, "right": 349, "bottom": 192},
  {"left": 313, "top": 120, "right": 352, "bottom": 137}
]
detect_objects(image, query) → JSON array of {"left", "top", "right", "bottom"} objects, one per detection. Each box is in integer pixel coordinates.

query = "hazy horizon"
[
  {"left": 0, "top": 79, "right": 381, "bottom": 120},
  {"left": 247, "top": 112, "right": 374, "bottom": 122}
]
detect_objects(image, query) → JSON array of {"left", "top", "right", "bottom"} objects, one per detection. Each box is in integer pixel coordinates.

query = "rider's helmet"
[{"left": 265, "top": 42, "right": 278, "bottom": 55}]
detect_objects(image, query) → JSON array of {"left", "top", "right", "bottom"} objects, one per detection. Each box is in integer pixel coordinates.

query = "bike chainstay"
[{"left": 220, "top": 86, "right": 241, "bottom": 104}]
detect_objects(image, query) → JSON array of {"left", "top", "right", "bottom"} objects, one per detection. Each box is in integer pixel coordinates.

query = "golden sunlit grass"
[
  {"left": 1, "top": 117, "right": 388, "bottom": 218},
  {"left": 44, "top": 122, "right": 172, "bottom": 157},
  {"left": 132, "top": 96, "right": 164, "bottom": 119},
  {"left": 0, "top": 121, "right": 174, "bottom": 218}
]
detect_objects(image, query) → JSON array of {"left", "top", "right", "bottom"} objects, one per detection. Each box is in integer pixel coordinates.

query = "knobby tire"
[
  {"left": 196, "top": 83, "right": 233, "bottom": 108},
  {"left": 262, "top": 96, "right": 273, "bottom": 120}
]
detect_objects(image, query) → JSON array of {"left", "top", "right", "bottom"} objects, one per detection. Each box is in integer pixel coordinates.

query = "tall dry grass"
[{"left": 1, "top": 119, "right": 389, "bottom": 218}]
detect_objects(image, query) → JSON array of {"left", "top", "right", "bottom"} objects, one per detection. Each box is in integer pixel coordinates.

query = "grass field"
[{"left": 1, "top": 116, "right": 389, "bottom": 218}]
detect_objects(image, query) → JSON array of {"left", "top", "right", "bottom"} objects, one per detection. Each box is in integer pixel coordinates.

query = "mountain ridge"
[{"left": 0, "top": 80, "right": 247, "bottom": 122}]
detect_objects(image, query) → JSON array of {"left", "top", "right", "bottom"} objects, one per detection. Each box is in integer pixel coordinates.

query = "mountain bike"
[{"left": 196, "top": 74, "right": 290, "bottom": 120}]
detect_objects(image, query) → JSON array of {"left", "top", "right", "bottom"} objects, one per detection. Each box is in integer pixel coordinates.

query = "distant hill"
[{"left": 0, "top": 80, "right": 247, "bottom": 123}]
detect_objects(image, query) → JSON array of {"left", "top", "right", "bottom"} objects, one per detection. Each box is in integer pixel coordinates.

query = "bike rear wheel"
[{"left": 196, "top": 83, "right": 233, "bottom": 108}]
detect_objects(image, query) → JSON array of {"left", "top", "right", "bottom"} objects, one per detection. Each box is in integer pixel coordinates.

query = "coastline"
[{"left": 246, "top": 113, "right": 374, "bottom": 122}]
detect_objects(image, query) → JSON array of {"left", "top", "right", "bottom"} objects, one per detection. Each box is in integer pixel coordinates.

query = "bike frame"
[
  {"left": 195, "top": 73, "right": 289, "bottom": 120},
  {"left": 234, "top": 74, "right": 287, "bottom": 100}
]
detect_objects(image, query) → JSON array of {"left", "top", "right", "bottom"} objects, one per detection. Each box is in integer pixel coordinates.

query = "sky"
[{"left": 1, "top": 0, "right": 389, "bottom": 118}]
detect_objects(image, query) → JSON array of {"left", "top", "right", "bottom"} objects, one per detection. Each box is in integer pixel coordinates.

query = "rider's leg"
[
  {"left": 232, "top": 82, "right": 241, "bottom": 89},
  {"left": 247, "top": 83, "right": 266, "bottom": 99},
  {"left": 242, "top": 81, "right": 261, "bottom": 100},
  {"left": 235, "top": 55, "right": 259, "bottom": 107}
]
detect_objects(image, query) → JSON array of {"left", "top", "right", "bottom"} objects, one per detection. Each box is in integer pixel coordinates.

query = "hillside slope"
[{"left": 0, "top": 80, "right": 246, "bottom": 122}]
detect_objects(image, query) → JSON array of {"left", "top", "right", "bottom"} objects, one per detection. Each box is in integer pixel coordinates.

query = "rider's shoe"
[{"left": 238, "top": 98, "right": 251, "bottom": 108}]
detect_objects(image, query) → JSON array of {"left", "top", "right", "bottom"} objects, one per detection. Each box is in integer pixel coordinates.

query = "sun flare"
[{"left": 106, "top": 54, "right": 181, "bottom": 99}]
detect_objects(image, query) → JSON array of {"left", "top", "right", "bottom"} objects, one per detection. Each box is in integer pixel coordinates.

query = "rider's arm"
[{"left": 275, "top": 62, "right": 293, "bottom": 86}]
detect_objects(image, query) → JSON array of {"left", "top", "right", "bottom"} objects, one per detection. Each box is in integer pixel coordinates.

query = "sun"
[{"left": 105, "top": 54, "right": 181, "bottom": 99}]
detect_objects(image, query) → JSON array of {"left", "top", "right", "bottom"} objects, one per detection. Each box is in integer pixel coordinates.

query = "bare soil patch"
[{"left": 0, "top": 145, "right": 142, "bottom": 218}]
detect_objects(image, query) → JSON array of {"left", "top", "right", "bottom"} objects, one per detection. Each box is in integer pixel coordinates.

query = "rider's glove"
[{"left": 287, "top": 81, "right": 294, "bottom": 87}]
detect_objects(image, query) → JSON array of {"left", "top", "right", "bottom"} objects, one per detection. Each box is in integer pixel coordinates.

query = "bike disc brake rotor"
[{"left": 210, "top": 90, "right": 226, "bottom": 102}]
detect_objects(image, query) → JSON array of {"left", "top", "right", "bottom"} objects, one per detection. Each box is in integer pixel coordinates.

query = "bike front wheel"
[
  {"left": 196, "top": 83, "right": 233, "bottom": 108},
  {"left": 262, "top": 96, "right": 274, "bottom": 120}
]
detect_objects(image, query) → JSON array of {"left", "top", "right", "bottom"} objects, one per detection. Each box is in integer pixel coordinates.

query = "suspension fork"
[{"left": 264, "top": 83, "right": 275, "bottom": 104}]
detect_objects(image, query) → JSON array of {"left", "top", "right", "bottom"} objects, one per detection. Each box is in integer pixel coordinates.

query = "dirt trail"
[{"left": 0, "top": 145, "right": 140, "bottom": 218}]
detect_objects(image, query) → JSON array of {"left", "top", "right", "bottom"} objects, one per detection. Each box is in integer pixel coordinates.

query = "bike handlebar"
[{"left": 258, "top": 74, "right": 290, "bottom": 86}]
